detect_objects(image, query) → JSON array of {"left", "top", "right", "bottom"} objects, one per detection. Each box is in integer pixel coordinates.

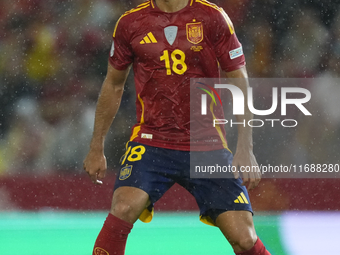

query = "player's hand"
[
  {"left": 83, "top": 149, "right": 107, "bottom": 185},
  {"left": 232, "top": 149, "right": 261, "bottom": 190}
]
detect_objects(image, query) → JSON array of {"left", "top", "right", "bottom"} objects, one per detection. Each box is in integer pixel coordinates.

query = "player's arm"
[
  {"left": 225, "top": 66, "right": 261, "bottom": 190},
  {"left": 83, "top": 63, "right": 131, "bottom": 184}
]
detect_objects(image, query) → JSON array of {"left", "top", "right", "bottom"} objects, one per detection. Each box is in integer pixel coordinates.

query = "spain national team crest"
[
  {"left": 119, "top": 165, "right": 133, "bottom": 180},
  {"left": 186, "top": 22, "right": 203, "bottom": 44}
]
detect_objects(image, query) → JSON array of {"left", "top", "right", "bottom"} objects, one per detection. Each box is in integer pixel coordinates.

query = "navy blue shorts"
[{"left": 114, "top": 141, "right": 252, "bottom": 226}]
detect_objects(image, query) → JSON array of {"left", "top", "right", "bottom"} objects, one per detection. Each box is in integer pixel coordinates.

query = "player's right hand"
[
  {"left": 83, "top": 150, "right": 107, "bottom": 185},
  {"left": 232, "top": 148, "right": 261, "bottom": 191}
]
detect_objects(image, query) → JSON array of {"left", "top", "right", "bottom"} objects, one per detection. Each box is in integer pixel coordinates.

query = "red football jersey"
[{"left": 109, "top": 0, "right": 245, "bottom": 151}]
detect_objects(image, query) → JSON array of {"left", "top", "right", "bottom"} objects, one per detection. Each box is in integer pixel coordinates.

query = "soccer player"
[{"left": 83, "top": 0, "right": 271, "bottom": 254}]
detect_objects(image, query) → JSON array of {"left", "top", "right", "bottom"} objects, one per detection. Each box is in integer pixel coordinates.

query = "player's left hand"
[{"left": 232, "top": 149, "right": 261, "bottom": 190}]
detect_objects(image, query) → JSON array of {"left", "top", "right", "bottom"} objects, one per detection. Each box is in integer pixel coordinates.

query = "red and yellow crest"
[{"left": 186, "top": 22, "right": 203, "bottom": 44}]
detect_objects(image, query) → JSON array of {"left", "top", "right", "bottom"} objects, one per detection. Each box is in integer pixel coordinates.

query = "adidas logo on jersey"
[
  {"left": 140, "top": 32, "right": 157, "bottom": 44},
  {"left": 234, "top": 192, "right": 249, "bottom": 204}
]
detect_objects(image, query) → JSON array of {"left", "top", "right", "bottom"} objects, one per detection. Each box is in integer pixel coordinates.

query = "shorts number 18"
[{"left": 121, "top": 145, "right": 146, "bottom": 165}]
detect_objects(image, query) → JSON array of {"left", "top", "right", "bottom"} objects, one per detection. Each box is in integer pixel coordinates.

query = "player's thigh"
[
  {"left": 114, "top": 141, "right": 177, "bottom": 203},
  {"left": 182, "top": 149, "right": 253, "bottom": 220},
  {"left": 215, "top": 211, "right": 257, "bottom": 252},
  {"left": 110, "top": 186, "right": 150, "bottom": 223},
  {"left": 112, "top": 141, "right": 179, "bottom": 223}
]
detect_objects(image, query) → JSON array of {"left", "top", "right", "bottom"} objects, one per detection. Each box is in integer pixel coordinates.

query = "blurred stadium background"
[{"left": 1, "top": 0, "right": 340, "bottom": 254}]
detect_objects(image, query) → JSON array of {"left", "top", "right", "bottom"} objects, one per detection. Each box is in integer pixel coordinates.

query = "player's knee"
[
  {"left": 230, "top": 235, "right": 257, "bottom": 252},
  {"left": 110, "top": 202, "right": 137, "bottom": 222},
  {"left": 110, "top": 187, "right": 150, "bottom": 223},
  {"left": 239, "top": 236, "right": 257, "bottom": 251}
]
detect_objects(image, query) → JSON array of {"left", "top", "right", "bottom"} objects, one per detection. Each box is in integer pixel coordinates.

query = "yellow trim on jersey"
[
  {"left": 130, "top": 94, "right": 145, "bottom": 141},
  {"left": 137, "top": 1, "right": 150, "bottom": 7},
  {"left": 150, "top": 0, "right": 155, "bottom": 8},
  {"left": 113, "top": 3, "right": 151, "bottom": 37},
  {"left": 209, "top": 99, "right": 232, "bottom": 153},
  {"left": 130, "top": 126, "right": 141, "bottom": 142},
  {"left": 113, "top": 16, "right": 123, "bottom": 37},
  {"left": 190, "top": 0, "right": 194, "bottom": 6},
  {"left": 195, "top": 0, "right": 234, "bottom": 35},
  {"left": 220, "top": 9, "right": 235, "bottom": 34},
  {"left": 196, "top": 0, "right": 219, "bottom": 10},
  {"left": 138, "top": 94, "right": 145, "bottom": 124}
]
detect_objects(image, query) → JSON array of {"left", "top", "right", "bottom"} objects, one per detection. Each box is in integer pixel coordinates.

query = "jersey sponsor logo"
[
  {"left": 140, "top": 32, "right": 157, "bottom": 44},
  {"left": 164, "top": 26, "right": 178, "bottom": 46},
  {"left": 186, "top": 22, "right": 203, "bottom": 44},
  {"left": 141, "top": 133, "right": 153, "bottom": 139},
  {"left": 119, "top": 165, "right": 133, "bottom": 180},
  {"left": 234, "top": 192, "right": 249, "bottom": 204},
  {"left": 94, "top": 247, "right": 109, "bottom": 255},
  {"left": 110, "top": 41, "right": 114, "bottom": 57},
  {"left": 229, "top": 46, "right": 243, "bottom": 59}
]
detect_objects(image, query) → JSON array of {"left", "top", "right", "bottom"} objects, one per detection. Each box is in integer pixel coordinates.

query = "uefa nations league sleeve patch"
[{"left": 229, "top": 46, "right": 243, "bottom": 59}]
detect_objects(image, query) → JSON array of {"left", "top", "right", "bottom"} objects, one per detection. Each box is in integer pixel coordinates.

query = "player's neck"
[{"left": 154, "top": 0, "right": 190, "bottom": 13}]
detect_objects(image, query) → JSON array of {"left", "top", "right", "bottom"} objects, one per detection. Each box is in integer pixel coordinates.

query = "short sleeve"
[
  {"left": 108, "top": 16, "right": 134, "bottom": 70},
  {"left": 212, "top": 9, "right": 245, "bottom": 72}
]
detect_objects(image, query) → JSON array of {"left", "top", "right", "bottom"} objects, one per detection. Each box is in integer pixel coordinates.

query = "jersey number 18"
[{"left": 160, "top": 49, "right": 188, "bottom": 75}]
